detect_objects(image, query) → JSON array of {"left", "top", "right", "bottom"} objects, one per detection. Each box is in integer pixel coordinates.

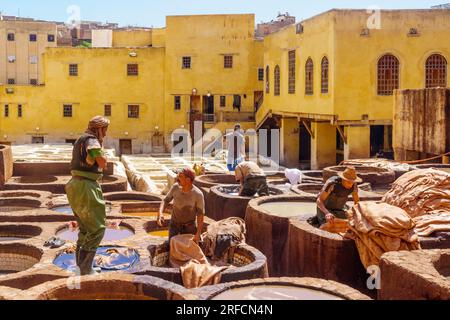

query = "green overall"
[{"left": 316, "top": 176, "right": 355, "bottom": 226}]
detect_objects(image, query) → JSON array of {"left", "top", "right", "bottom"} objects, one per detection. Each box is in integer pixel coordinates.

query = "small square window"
[
  {"left": 7, "top": 33, "right": 14, "bottom": 41},
  {"left": 7, "top": 79, "right": 15, "bottom": 85},
  {"left": 128, "top": 105, "right": 139, "bottom": 118},
  {"left": 8, "top": 56, "right": 16, "bottom": 63},
  {"left": 4, "top": 105, "right": 9, "bottom": 117},
  {"left": 104, "top": 105, "right": 112, "bottom": 117},
  {"left": 220, "top": 96, "right": 226, "bottom": 107},
  {"left": 258, "top": 68, "right": 264, "bottom": 81},
  {"left": 30, "top": 56, "right": 38, "bottom": 64},
  {"left": 182, "top": 56, "right": 191, "bottom": 69},
  {"left": 174, "top": 96, "right": 181, "bottom": 110},
  {"left": 69, "top": 64, "right": 78, "bottom": 76},
  {"left": 18, "top": 105, "right": 23, "bottom": 118},
  {"left": 29, "top": 34, "right": 37, "bottom": 42},
  {"left": 48, "top": 34, "right": 55, "bottom": 42},
  {"left": 63, "top": 104, "right": 73, "bottom": 117},
  {"left": 30, "top": 79, "right": 38, "bottom": 85},
  {"left": 127, "top": 64, "right": 138, "bottom": 76},
  {"left": 224, "top": 55, "right": 233, "bottom": 68}
]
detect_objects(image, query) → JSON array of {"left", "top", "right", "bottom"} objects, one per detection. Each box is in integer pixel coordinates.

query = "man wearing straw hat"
[
  {"left": 65, "top": 116, "right": 110, "bottom": 275},
  {"left": 314, "top": 166, "right": 361, "bottom": 227}
]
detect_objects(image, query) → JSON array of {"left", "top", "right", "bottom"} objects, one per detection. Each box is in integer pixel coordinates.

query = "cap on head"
[
  {"left": 337, "top": 166, "right": 362, "bottom": 183},
  {"left": 234, "top": 123, "right": 241, "bottom": 131},
  {"left": 88, "top": 116, "right": 110, "bottom": 130}
]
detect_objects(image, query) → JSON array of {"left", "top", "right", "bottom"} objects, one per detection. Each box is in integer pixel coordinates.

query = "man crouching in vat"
[
  {"left": 310, "top": 166, "right": 361, "bottom": 228},
  {"left": 234, "top": 161, "right": 270, "bottom": 197},
  {"left": 157, "top": 168, "right": 205, "bottom": 243}
]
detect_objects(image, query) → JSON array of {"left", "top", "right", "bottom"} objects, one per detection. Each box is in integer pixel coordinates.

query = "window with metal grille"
[
  {"left": 377, "top": 54, "right": 399, "bottom": 95},
  {"left": 425, "top": 54, "right": 447, "bottom": 88},
  {"left": 63, "top": 104, "right": 73, "bottom": 117},
  {"left": 321, "top": 57, "right": 329, "bottom": 94},
  {"left": 174, "top": 96, "right": 181, "bottom": 110},
  {"left": 305, "top": 58, "right": 314, "bottom": 95},
  {"left": 29, "top": 34, "right": 37, "bottom": 42},
  {"left": 182, "top": 56, "right": 191, "bottom": 69},
  {"left": 7, "top": 33, "right": 14, "bottom": 41},
  {"left": 18, "top": 105, "right": 23, "bottom": 118},
  {"left": 274, "top": 65, "right": 280, "bottom": 96},
  {"left": 69, "top": 64, "right": 78, "bottom": 76},
  {"left": 220, "top": 96, "right": 226, "bottom": 107},
  {"left": 104, "top": 105, "right": 112, "bottom": 117},
  {"left": 258, "top": 68, "right": 264, "bottom": 81},
  {"left": 48, "top": 34, "right": 55, "bottom": 42},
  {"left": 128, "top": 105, "right": 139, "bottom": 118},
  {"left": 288, "top": 50, "right": 296, "bottom": 94},
  {"left": 30, "top": 79, "right": 38, "bottom": 85},
  {"left": 7, "top": 79, "right": 15, "bottom": 85},
  {"left": 224, "top": 55, "right": 233, "bottom": 68},
  {"left": 4, "top": 105, "right": 9, "bottom": 117},
  {"left": 127, "top": 64, "right": 139, "bottom": 76},
  {"left": 265, "top": 66, "right": 270, "bottom": 94}
]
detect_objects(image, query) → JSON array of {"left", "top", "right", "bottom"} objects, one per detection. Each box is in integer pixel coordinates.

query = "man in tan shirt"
[{"left": 234, "top": 161, "right": 269, "bottom": 197}]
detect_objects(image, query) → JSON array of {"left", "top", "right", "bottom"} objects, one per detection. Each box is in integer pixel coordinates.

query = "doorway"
[
  {"left": 202, "top": 95, "right": 215, "bottom": 122},
  {"left": 190, "top": 95, "right": 204, "bottom": 144},
  {"left": 299, "top": 123, "right": 311, "bottom": 169},
  {"left": 119, "top": 139, "right": 132, "bottom": 155},
  {"left": 32, "top": 136, "right": 44, "bottom": 144}
]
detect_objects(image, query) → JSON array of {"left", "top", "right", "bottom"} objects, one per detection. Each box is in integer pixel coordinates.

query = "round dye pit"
[
  {"left": 0, "top": 225, "right": 42, "bottom": 242},
  {"left": 53, "top": 246, "right": 140, "bottom": 273},
  {"left": 0, "top": 198, "right": 42, "bottom": 212},
  {"left": 0, "top": 191, "right": 50, "bottom": 199},
  {"left": 258, "top": 201, "right": 317, "bottom": 219},
  {"left": 323, "top": 165, "right": 396, "bottom": 186},
  {"left": 51, "top": 204, "right": 112, "bottom": 215},
  {"left": 194, "top": 174, "right": 236, "bottom": 189},
  {"left": 12, "top": 176, "right": 58, "bottom": 184},
  {"left": 0, "top": 244, "right": 42, "bottom": 276},
  {"left": 120, "top": 201, "right": 171, "bottom": 219},
  {"left": 56, "top": 226, "right": 134, "bottom": 242},
  {"left": 211, "top": 285, "right": 344, "bottom": 300}
]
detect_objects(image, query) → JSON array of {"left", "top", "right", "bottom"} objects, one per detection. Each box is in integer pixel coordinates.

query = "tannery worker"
[
  {"left": 234, "top": 161, "right": 269, "bottom": 197},
  {"left": 225, "top": 124, "right": 245, "bottom": 172},
  {"left": 65, "top": 116, "right": 110, "bottom": 275},
  {"left": 157, "top": 168, "right": 205, "bottom": 243},
  {"left": 314, "top": 166, "right": 361, "bottom": 227}
]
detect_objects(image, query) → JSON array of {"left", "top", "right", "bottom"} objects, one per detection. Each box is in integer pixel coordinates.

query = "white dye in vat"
[
  {"left": 259, "top": 201, "right": 317, "bottom": 219},
  {"left": 212, "top": 285, "right": 344, "bottom": 300},
  {"left": 52, "top": 205, "right": 112, "bottom": 215},
  {"left": 438, "top": 168, "right": 450, "bottom": 174},
  {"left": 57, "top": 226, "right": 134, "bottom": 241}
]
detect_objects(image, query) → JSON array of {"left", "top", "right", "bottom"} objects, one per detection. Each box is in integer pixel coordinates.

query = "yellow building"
[
  {"left": 0, "top": 19, "right": 57, "bottom": 85},
  {"left": 0, "top": 14, "right": 263, "bottom": 155},
  {"left": 258, "top": 9, "right": 450, "bottom": 169}
]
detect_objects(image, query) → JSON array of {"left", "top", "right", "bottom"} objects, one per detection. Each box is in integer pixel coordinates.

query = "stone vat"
[{"left": 323, "top": 166, "right": 396, "bottom": 186}]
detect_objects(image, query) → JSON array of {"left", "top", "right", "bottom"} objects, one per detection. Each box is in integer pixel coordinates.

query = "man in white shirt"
[{"left": 225, "top": 124, "right": 245, "bottom": 172}]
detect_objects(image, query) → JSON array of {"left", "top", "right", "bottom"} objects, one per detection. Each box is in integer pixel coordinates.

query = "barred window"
[
  {"left": 321, "top": 57, "right": 329, "bottom": 94},
  {"left": 7, "top": 79, "right": 15, "bottom": 85},
  {"left": 288, "top": 50, "right": 296, "bottom": 94},
  {"left": 182, "top": 56, "right": 191, "bottom": 69},
  {"left": 258, "top": 68, "right": 264, "bottom": 81},
  {"left": 305, "top": 58, "right": 314, "bottom": 95},
  {"left": 69, "top": 64, "right": 78, "bottom": 76},
  {"left": 274, "top": 65, "right": 280, "bottom": 96},
  {"left": 425, "top": 54, "right": 447, "bottom": 88},
  {"left": 128, "top": 105, "right": 140, "bottom": 118},
  {"left": 7, "top": 33, "right": 14, "bottom": 41},
  {"left": 18, "top": 105, "right": 23, "bottom": 118},
  {"left": 30, "top": 79, "right": 38, "bottom": 85},
  {"left": 127, "top": 64, "right": 138, "bottom": 76},
  {"left": 29, "top": 34, "right": 37, "bottom": 42},
  {"left": 224, "top": 55, "right": 233, "bottom": 68},
  {"left": 377, "top": 54, "right": 400, "bottom": 96},
  {"left": 48, "top": 34, "right": 55, "bottom": 42},
  {"left": 174, "top": 96, "right": 181, "bottom": 110},
  {"left": 4, "top": 105, "right": 9, "bottom": 117},
  {"left": 265, "top": 66, "right": 270, "bottom": 94},
  {"left": 63, "top": 104, "right": 72, "bottom": 117},
  {"left": 104, "top": 105, "right": 112, "bottom": 117},
  {"left": 220, "top": 96, "right": 226, "bottom": 107}
]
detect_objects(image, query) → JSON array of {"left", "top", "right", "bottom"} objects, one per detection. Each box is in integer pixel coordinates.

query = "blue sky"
[{"left": 0, "top": 0, "right": 445, "bottom": 27}]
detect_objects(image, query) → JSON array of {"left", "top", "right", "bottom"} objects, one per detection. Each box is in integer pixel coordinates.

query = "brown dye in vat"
[
  {"left": 122, "top": 211, "right": 159, "bottom": 218},
  {"left": 57, "top": 226, "right": 134, "bottom": 241},
  {"left": 212, "top": 285, "right": 344, "bottom": 300},
  {"left": 259, "top": 202, "right": 317, "bottom": 219},
  {"left": 147, "top": 229, "right": 169, "bottom": 237},
  {"left": 0, "top": 236, "right": 26, "bottom": 242}
]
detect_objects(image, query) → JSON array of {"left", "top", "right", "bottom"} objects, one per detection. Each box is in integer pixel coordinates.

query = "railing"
[
  {"left": 202, "top": 113, "right": 216, "bottom": 123},
  {"left": 220, "top": 111, "right": 255, "bottom": 123}
]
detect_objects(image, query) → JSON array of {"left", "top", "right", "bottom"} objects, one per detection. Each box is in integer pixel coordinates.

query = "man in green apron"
[
  {"left": 314, "top": 166, "right": 361, "bottom": 227},
  {"left": 65, "top": 116, "right": 110, "bottom": 275}
]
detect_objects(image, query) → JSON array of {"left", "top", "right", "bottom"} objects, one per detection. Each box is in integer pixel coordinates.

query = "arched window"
[
  {"left": 305, "top": 58, "right": 314, "bottom": 95},
  {"left": 288, "top": 50, "right": 296, "bottom": 94},
  {"left": 377, "top": 54, "right": 400, "bottom": 96},
  {"left": 274, "top": 65, "right": 280, "bottom": 96},
  {"left": 265, "top": 66, "right": 270, "bottom": 94},
  {"left": 321, "top": 56, "right": 329, "bottom": 94},
  {"left": 425, "top": 54, "right": 447, "bottom": 88}
]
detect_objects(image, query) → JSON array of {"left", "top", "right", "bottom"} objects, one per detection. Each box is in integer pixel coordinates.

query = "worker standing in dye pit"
[
  {"left": 312, "top": 166, "right": 361, "bottom": 227},
  {"left": 157, "top": 168, "right": 205, "bottom": 243},
  {"left": 65, "top": 116, "right": 110, "bottom": 275},
  {"left": 225, "top": 124, "right": 246, "bottom": 172},
  {"left": 234, "top": 161, "right": 270, "bottom": 197}
]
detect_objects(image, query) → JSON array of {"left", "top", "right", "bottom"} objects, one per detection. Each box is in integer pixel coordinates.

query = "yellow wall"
[
  {"left": 0, "top": 20, "right": 57, "bottom": 85},
  {"left": 112, "top": 29, "right": 152, "bottom": 47}
]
